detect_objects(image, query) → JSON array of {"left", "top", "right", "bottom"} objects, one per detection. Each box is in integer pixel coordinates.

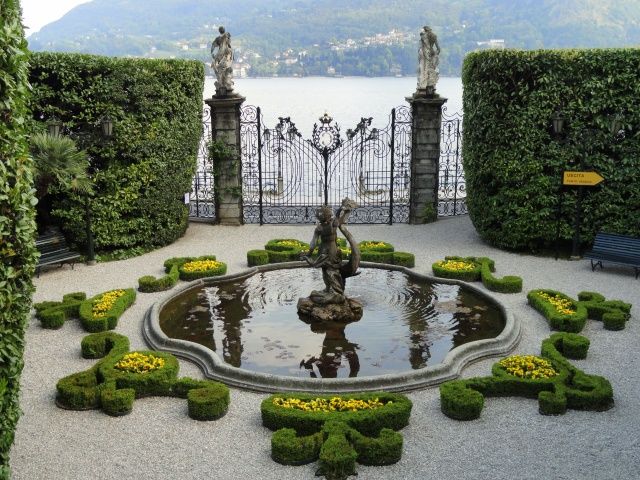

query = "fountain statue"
[
  {"left": 416, "top": 25, "right": 441, "bottom": 96},
  {"left": 211, "top": 26, "right": 235, "bottom": 97},
  {"left": 297, "top": 198, "right": 363, "bottom": 322}
]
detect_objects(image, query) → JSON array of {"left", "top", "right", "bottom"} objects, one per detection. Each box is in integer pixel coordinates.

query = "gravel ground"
[{"left": 10, "top": 216, "right": 640, "bottom": 480}]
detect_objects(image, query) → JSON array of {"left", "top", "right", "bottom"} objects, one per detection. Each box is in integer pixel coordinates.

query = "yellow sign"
[{"left": 563, "top": 171, "right": 604, "bottom": 186}]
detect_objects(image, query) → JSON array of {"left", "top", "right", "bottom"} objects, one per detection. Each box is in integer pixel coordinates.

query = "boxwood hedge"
[
  {"left": 440, "top": 332, "right": 613, "bottom": 420},
  {"left": 29, "top": 53, "right": 204, "bottom": 255},
  {"left": 432, "top": 256, "right": 522, "bottom": 293},
  {"left": 0, "top": 2, "right": 38, "bottom": 477},
  {"left": 261, "top": 392, "right": 411, "bottom": 478},
  {"left": 56, "top": 332, "right": 230, "bottom": 419},
  {"left": 463, "top": 49, "right": 640, "bottom": 251}
]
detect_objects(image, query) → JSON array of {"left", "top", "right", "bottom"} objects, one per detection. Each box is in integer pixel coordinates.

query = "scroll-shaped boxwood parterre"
[
  {"left": 56, "top": 332, "right": 229, "bottom": 419},
  {"left": 261, "top": 392, "right": 412, "bottom": 479},
  {"left": 439, "top": 333, "right": 613, "bottom": 420},
  {"left": 528, "top": 289, "right": 632, "bottom": 332},
  {"left": 432, "top": 256, "right": 522, "bottom": 293},
  {"left": 34, "top": 289, "right": 136, "bottom": 332}
]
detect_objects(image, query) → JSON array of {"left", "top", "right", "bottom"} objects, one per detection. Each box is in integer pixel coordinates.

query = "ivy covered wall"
[
  {"left": 29, "top": 53, "right": 204, "bottom": 255},
  {"left": 0, "top": 1, "right": 38, "bottom": 477},
  {"left": 462, "top": 49, "right": 640, "bottom": 251}
]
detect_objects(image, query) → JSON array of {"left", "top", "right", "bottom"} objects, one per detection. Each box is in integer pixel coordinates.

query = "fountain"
[{"left": 143, "top": 201, "right": 519, "bottom": 392}]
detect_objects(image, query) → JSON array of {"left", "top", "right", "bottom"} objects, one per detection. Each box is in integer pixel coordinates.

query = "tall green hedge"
[
  {"left": 463, "top": 49, "right": 640, "bottom": 251},
  {"left": 29, "top": 53, "right": 204, "bottom": 253},
  {"left": 0, "top": 1, "right": 38, "bottom": 477}
]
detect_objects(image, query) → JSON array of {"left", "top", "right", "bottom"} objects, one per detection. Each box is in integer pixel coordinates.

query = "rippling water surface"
[{"left": 159, "top": 268, "right": 503, "bottom": 378}]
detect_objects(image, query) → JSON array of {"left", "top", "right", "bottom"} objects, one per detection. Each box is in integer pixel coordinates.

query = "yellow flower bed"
[
  {"left": 360, "top": 241, "right": 388, "bottom": 250},
  {"left": 436, "top": 260, "right": 476, "bottom": 272},
  {"left": 92, "top": 290, "right": 126, "bottom": 318},
  {"left": 182, "top": 259, "right": 224, "bottom": 273},
  {"left": 273, "top": 396, "right": 387, "bottom": 413},
  {"left": 274, "top": 240, "right": 306, "bottom": 249},
  {"left": 499, "top": 355, "right": 557, "bottom": 380},
  {"left": 538, "top": 292, "right": 575, "bottom": 315},
  {"left": 339, "top": 247, "right": 351, "bottom": 255},
  {"left": 114, "top": 352, "right": 165, "bottom": 374}
]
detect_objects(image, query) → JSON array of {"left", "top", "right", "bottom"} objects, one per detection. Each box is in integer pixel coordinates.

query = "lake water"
[{"left": 204, "top": 76, "right": 463, "bottom": 136}]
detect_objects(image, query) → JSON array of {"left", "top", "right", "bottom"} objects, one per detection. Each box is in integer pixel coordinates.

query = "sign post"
[{"left": 558, "top": 171, "right": 604, "bottom": 260}]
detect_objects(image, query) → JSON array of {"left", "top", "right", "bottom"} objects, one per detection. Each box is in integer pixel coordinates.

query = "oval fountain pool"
[{"left": 144, "top": 264, "right": 520, "bottom": 392}]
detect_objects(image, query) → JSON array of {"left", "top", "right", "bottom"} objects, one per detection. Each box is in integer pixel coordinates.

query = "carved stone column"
[
  {"left": 205, "top": 95, "right": 245, "bottom": 225},
  {"left": 406, "top": 94, "right": 447, "bottom": 224}
]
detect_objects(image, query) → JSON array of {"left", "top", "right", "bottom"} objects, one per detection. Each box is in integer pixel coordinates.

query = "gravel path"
[{"left": 11, "top": 216, "right": 640, "bottom": 480}]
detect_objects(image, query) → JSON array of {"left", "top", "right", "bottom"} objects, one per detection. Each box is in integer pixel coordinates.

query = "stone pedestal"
[
  {"left": 205, "top": 94, "right": 246, "bottom": 226},
  {"left": 406, "top": 93, "right": 447, "bottom": 224},
  {"left": 297, "top": 297, "right": 363, "bottom": 323}
]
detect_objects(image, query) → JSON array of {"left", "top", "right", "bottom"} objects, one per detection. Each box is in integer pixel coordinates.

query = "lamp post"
[{"left": 47, "top": 114, "right": 114, "bottom": 265}]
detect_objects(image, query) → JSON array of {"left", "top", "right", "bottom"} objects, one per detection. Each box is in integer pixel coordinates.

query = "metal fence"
[{"left": 438, "top": 107, "right": 466, "bottom": 216}]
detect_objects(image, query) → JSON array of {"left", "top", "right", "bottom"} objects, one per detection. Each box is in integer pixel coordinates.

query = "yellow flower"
[
  {"left": 115, "top": 352, "right": 165, "bottom": 374},
  {"left": 182, "top": 259, "right": 223, "bottom": 273},
  {"left": 273, "top": 396, "right": 386, "bottom": 413},
  {"left": 92, "top": 290, "right": 126, "bottom": 318},
  {"left": 499, "top": 355, "right": 557, "bottom": 379},
  {"left": 437, "top": 260, "right": 476, "bottom": 272}
]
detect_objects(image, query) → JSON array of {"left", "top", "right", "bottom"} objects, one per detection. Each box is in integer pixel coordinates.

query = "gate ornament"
[
  {"left": 211, "top": 26, "right": 235, "bottom": 97},
  {"left": 297, "top": 198, "right": 363, "bottom": 323},
  {"left": 417, "top": 25, "right": 441, "bottom": 96},
  {"left": 312, "top": 112, "right": 342, "bottom": 153}
]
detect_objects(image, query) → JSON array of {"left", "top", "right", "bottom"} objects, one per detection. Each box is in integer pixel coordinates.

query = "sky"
[{"left": 20, "top": 0, "right": 91, "bottom": 35}]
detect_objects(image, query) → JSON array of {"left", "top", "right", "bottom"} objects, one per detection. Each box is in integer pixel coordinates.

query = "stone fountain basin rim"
[{"left": 142, "top": 261, "right": 520, "bottom": 393}]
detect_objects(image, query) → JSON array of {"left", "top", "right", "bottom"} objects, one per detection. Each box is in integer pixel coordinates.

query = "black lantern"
[
  {"left": 552, "top": 110, "right": 565, "bottom": 135},
  {"left": 101, "top": 115, "right": 114, "bottom": 138},
  {"left": 48, "top": 118, "right": 62, "bottom": 137}
]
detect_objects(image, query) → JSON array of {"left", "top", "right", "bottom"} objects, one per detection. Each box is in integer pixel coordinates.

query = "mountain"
[{"left": 27, "top": 0, "right": 640, "bottom": 77}]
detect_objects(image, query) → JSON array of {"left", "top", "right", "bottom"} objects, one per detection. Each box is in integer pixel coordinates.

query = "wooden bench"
[
  {"left": 36, "top": 229, "right": 82, "bottom": 277},
  {"left": 584, "top": 232, "right": 640, "bottom": 279}
]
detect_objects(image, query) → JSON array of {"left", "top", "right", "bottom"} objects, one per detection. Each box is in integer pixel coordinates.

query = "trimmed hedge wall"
[
  {"left": 29, "top": 53, "right": 204, "bottom": 255},
  {"left": 440, "top": 333, "right": 613, "bottom": 420},
  {"left": 528, "top": 289, "right": 632, "bottom": 332},
  {"left": 0, "top": 2, "right": 38, "bottom": 477},
  {"left": 137, "top": 256, "right": 227, "bottom": 291},
  {"left": 432, "top": 256, "right": 523, "bottom": 293},
  {"left": 34, "top": 289, "right": 136, "bottom": 332},
  {"left": 261, "top": 392, "right": 411, "bottom": 478},
  {"left": 56, "top": 332, "right": 230, "bottom": 419},
  {"left": 463, "top": 49, "right": 640, "bottom": 251}
]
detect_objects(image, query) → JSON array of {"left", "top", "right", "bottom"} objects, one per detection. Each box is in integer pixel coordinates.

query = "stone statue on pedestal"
[
  {"left": 211, "top": 26, "right": 234, "bottom": 96},
  {"left": 417, "top": 26, "right": 441, "bottom": 96},
  {"left": 297, "top": 198, "right": 363, "bottom": 323}
]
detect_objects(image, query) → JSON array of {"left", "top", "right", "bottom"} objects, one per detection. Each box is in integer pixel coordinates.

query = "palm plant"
[{"left": 30, "top": 132, "right": 93, "bottom": 199}]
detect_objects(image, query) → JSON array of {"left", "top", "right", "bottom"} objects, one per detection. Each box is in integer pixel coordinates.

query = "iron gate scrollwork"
[
  {"left": 438, "top": 107, "right": 466, "bottom": 216},
  {"left": 240, "top": 105, "right": 412, "bottom": 224},
  {"left": 189, "top": 105, "right": 216, "bottom": 220}
]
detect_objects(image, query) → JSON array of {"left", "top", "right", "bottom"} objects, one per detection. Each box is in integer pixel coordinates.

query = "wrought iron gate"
[
  {"left": 189, "top": 105, "right": 216, "bottom": 220},
  {"left": 240, "top": 106, "right": 412, "bottom": 224},
  {"left": 438, "top": 108, "right": 466, "bottom": 216}
]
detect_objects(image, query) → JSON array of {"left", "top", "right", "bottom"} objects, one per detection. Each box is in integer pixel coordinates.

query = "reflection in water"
[{"left": 159, "top": 268, "right": 504, "bottom": 378}]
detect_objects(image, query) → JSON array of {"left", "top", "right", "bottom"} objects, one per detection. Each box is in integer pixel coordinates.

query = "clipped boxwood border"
[
  {"left": 528, "top": 289, "right": 631, "bottom": 332},
  {"left": 138, "top": 263, "right": 179, "bottom": 293},
  {"left": 78, "top": 288, "right": 136, "bottom": 332},
  {"left": 56, "top": 332, "right": 230, "bottom": 420},
  {"left": 247, "top": 249, "right": 269, "bottom": 266},
  {"left": 432, "top": 256, "right": 522, "bottom": 293},
  {"left": 440, "top": 332, "right": 613, "bottom": 420},
  {"left": 358, "top": 240, "right": 394, "bottom": 253},
  {"left": 34, "top": 289, "right": 135, "bottom": 332},
  {"left": 262, "top": 392, "right": 411, "bottom": 478},
  {"left": 177, "top": 255, "right": 227, "bottom": 281}
]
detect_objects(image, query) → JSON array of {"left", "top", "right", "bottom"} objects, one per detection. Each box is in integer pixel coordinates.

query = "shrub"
[
  {"left": 30, "top": 53, "right": 203, "bottom": 255},
  {"left": 392, "top": 252, "right": 415, "bottom": 268},
  {"left": 177, "top": 256, "right": 227, "bottom": 281},
  {"left": 262, "top": 392, "right": 411, "bottom": 478},
  {"left": 358, "top": 241, "right": 394, "bottom": 253},
  {"left": 33, "top": 293, "right": 86, "bottom": 329},
  {"left": 78, "top": 288, "right": 136, "bottom": 332},
  {"left": 433, "top": 256, "right": 523, "bottom": 293},
  {"left": 361, "top": 250, "right": 394, "bottom": 264},
  {"left": 528, "top": 289, "right": 631, "bottom": 332},
  {"left": 56, "top": 332, "right": 230, "bottom": 420},
  {"left": 138, "top": 263, "right": 180, "bottom": 293},
  {"left": 463, "top": 49, "right": 640, "bottom": 251},
  {"left": 265, "top": 239, "right": 310, "bottom": 253},
  {"left": 0, "top": 3, "right": 38, "bottom": 474},
  {"left": 247, "top": 249, "right": 270, "bottom": 266},
  {"left": 440, "top": 332, "right": 613, "bottom": 420},
  {"left": 267, "top": 248, "right": 299, "bottom": 263}
]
